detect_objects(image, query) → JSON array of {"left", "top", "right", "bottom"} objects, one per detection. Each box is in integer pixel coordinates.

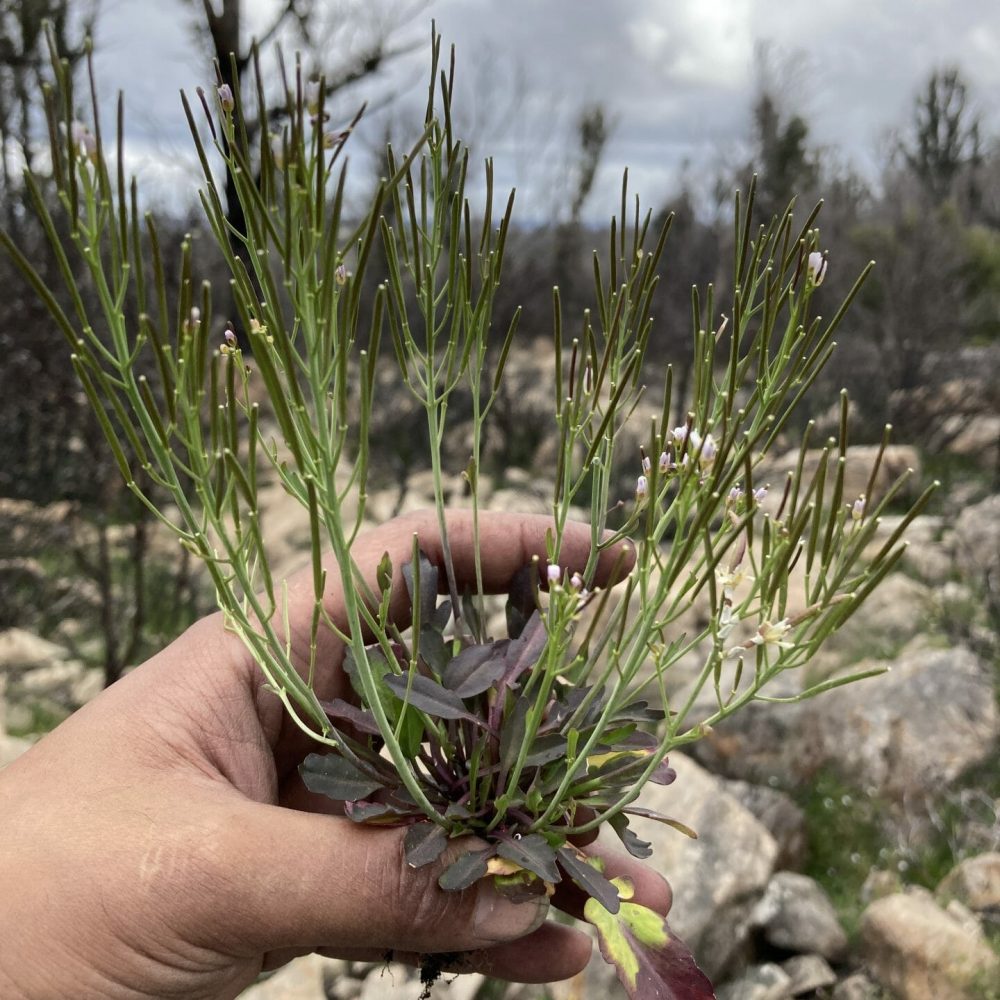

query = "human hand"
[{"left": 0, "top": 510, "right": 671, "bottom": 999}]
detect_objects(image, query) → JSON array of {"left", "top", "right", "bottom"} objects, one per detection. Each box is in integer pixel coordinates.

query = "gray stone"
[
  {"left": 726, "top": 781, "right": 808, "bottom": 871},
  {"left": 751, "top": 872, "right": 848, "bottom": 961},
  {"left": 357, "top": 967, "right": 424, "bottom": 1000},
  {"left": 831, "top": 973, "right": 881, "bottom": 1000},
  {"left": 953, "top": 494, "right": 1000, "bottom": 585},
  {"left": 0, "top": 628, "right": 71, "bottom": 672},
  {"left": 780, "top": 954, "right": 836, "bottom": 995},
  {"left": 625, "top": 753, "right": 778, "bottom": 980},
  {"left": 717, "top": 963, "right": 792, "bottom": 1000},
  {"left": 861, "top": 889, "right": 1000, "bottom": 1000},
  {"left": 692, "top": 645, "right": 999, "bottom": 799},
  {"left": 937, "top": 852, "right": 1000, "bottom": 914}
]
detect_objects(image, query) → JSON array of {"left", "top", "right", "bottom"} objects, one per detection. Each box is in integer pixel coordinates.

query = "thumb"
[{"left": 208, "top": 802, "right": 548, "bottom": 956}]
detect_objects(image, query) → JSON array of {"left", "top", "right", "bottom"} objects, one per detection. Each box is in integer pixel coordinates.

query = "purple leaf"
[
  {"left": 383, "top": 671, "right": 477, "bottom": 721},
  {"left": 318, "top": 697, "right": 381, "bottom": 736},
  {"left": 500, "top": 611, "right": 547, "bottom": 690},
  {"left": 496, "top": 833, "right": 561, "bottom": 883},
  {"left": 301, "top": 753, "right": 386, "bottom": 802},
  {"left": 585, "top": 878, "right": 716, "bottom": 1000},
  {"left": 442, "top": 642, "right": 508, "bottom": 697},
  {"left": 438, "top": 846, "right": 496, "bottom": 891},
  {"left": 609, "top": 813, "right": 653, "bottom": 859},
  {"left": 404, "top": 822, "right": 450, "bottom": 868},
  {"left": 557, "top": 847, "right": 621, "bottom": 913},
  {"left": 402, "top": 551, "right": 439, "bottom": 627},
  {"left": 623, "top": 807, "right": 698, "bottom": 839}
]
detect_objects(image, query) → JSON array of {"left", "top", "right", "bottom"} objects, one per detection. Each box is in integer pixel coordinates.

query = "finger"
[
  {"left": 315, "top": 919, "right": 593, "bottom": 983},
  {"left": 210, "top": 805, "right": 549, "bottom": 958}
]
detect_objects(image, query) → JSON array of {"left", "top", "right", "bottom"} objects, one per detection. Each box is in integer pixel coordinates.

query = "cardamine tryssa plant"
[{"left": 2, "top": 26, "right": 934, "bottom": 1000}]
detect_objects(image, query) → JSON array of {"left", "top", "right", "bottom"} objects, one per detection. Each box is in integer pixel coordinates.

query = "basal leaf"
[
  {"left": 318, "top": 697, "right": 381, "bottom": 736},
  {"left": 623, "top": 807, "right": 698, "bottom": 839},
  {"left": 557, "top": 847, "right": 621, "bottom": 913},
  {"left": 301, "top": 753, "right": 386, "bottom": 802},
  {"left": 609, "top": 813, "right": 654, "bottom": 860},
  {"left": 402, "top": 551, "right": 439, "bottom": 627},
  {"left": 496, "top": 834, "right": 561, "bottom": 883},
  {"left": 442, "top": 642, "right": 508, "bottom": 697},
  {"left": 585, "top": 878, "right": 716, "bottom": 1000},
  {"left": 383, "top": 671, "right": 476, "bottom": 721},
  {"left": 345, "top": 799, "right": 417, "bottom": 824},
  {"left": 613, "top": 700, "right": 667, "bottom": 724},
  {"left": 404, "top": 822, "right": 450, "bottom": 868},
  {"left": 500, "top": 611, "right": 547, "bottom": 689},
  {"left": 431, "top": 598, "right": 453, "bottom": 633},
  {"left": 499, "top": 697, "right": 530, "bottom": 777},
  {"left": 505, "top": 565, "right": 536, "bottom": 639},
  {"left": 650, "top": 759, "right": 677, "bottom": 785},
  {"left": 438, "top": 846, "right": 496, "bottom": 891},
  {"left": 524, "top": 733, "right": 569, "bottom": 767},
  {"left": 418, "top": 628, "right": 449, "bottom": 677}
]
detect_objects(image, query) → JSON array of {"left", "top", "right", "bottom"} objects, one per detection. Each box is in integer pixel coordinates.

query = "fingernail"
[{"left": 472, "top": 882, "right": 549, "bottom": 942}]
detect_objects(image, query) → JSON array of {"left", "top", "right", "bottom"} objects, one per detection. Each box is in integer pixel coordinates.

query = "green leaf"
[
  {"left": 584, "top": 878, "right": 716, "bottom": 999},
  {"left": 557, "top": 847, "right": 621, "bottom": 913},
  {"left": 300, "top": 753, "right": 386, "bottom": 802},
  {"left": 383, "top": 671, "right": 477, "bottom": 721},
  {"left": 438, "top": 846, "right": 496, "bottom": 891},
  {"left": 499, "top": 697, "right": 530, "bottom": 777},
  {"left": 404, "top": 822, "right": 449, "bottom": 868},
  {"left": 496, "top": 833, "right": 561, "bottom": 883},
  {"left": 442, "top": 642, "right": 507, "bottom": 697}
]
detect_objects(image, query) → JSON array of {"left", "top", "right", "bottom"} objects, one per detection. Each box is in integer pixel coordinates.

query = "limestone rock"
[
  {"left": 726, "top": 780, "right": 808, "bottom": 871},
  {"left": 0, "top": 628, "right": 71, "bottom": 672},
  {"left": 751, "top": 872, "right": 848, "bottom": 961},
  {"left": 861, "top": 889, "right": 1000, "bottom": 1000},
  {"left": 831, "top": 973, "right": 881, "bottom": 1000},
  {"left": 937, "top": 853, "right": 1000, "bottom": 914},
  {"left": 692, "top": 645, "right": 999, "bottom": 799},
  {"left": 626, "top": 753, "right": 778, "bottom": 980},
  {"left": 780, "top": 954, "right": 837, "bottom": 995},
  {"left": 717, "top": 963, "right": 792, "bottom": 1000},
  {"left": 953, "top": 494, "right": 1000, "bottom": 586}
]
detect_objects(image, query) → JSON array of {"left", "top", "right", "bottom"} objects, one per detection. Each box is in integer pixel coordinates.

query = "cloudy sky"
[{"left": 93, "top": 0, "right": 1000, "bottom": 221}]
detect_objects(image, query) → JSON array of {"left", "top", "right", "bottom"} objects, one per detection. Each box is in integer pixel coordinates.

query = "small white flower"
[
  {"left": 570, "top": 572, "right": 584, "bottom": 590},
  {"left": 671, "top": 426, "right": 689, "bottom": 445},
  {"left": 698, "top": 433, "right": 717, "bottom": 466},
  {"left": 335, "top": 263, "right": 350, "bottom": 285},
  {"left": 851, "top": 495, "right": 866, "bottom": 521},
  {"left": 305, "top": 79, "right": 322, "bottom": 115},
  {"left": 753, "top": 486, "right": 769, "bottom": 504},
  {"left": 641, "top": 454, "right": 651, "bottom": 474},
  {"left": 70, "top": 120, "right": 97, "bottom": 161},
  {"left": 807, "top": 250, "right": 828, "bottom": 286},
  {"left": 753, "top": 619, "right": 794, "bottom": 650},
  {"left": 716, "top": 564, "right": 753, "bottom": 592},
  {"left": 727, "top": 485, "right": 744, "bottom": 507},
  {"left": 658, "top": 451, "right": 672, "bottom": 474},
  {"left": 635, "top": 475, "right": 649, "bottom": 501},
  {"left": 546, "top": 564, "right": 562, "bottom": 585},
  {"left": 717, "top": 605, "right": 738, "bottom": 642}
]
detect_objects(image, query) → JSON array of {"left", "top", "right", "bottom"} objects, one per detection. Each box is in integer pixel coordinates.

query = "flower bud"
[
  {"left": 305, "top": 79, "right": 321, "bottom": 115},
  {"left": 851, "top": 496, "right": 866, "bottom": 521},
  {"left": 658, "top": 451, "right": 672, "bottom": 474},
  {"left": 570, "top": 572, "right": 584, "bottom": 590},
  {"left": 807, "top": 250, "right": 828, "bottom": 286},
  {"left": 217, "top": 84, "right": 234, "bottom": 114},
  {"left": 727, "top": 485, "right": 744, "bottom": 507},
  {"left": 335, "top": 263, "right": 350, "bottom": 286},
  {"left": 753, "top": 486, "right": 768, "bottom": 504},
  {"left": 546, "top": 564, "right": 562, "bottom": 585},
  {"left": 636, "top": 475, "right": 649, "bottom": 501},
  {"left": 70, "top": 120, "right": 97, "bottom": 162}
]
